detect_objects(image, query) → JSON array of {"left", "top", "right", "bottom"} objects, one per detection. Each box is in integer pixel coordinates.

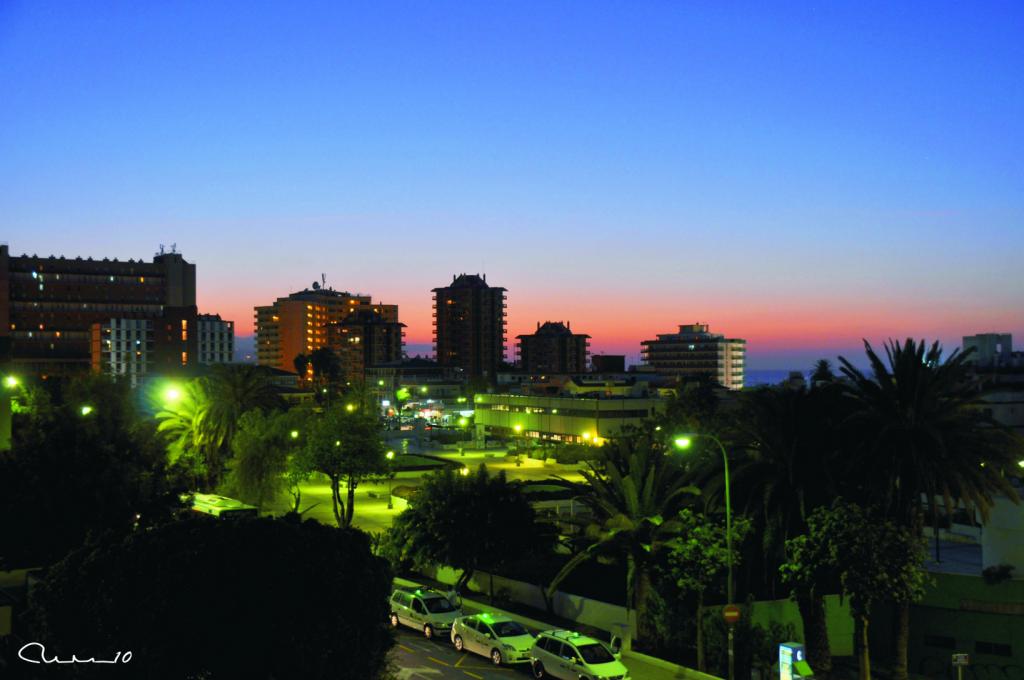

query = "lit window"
[{"left": 181, "top": 352, "right": 188, "bottom": 365}]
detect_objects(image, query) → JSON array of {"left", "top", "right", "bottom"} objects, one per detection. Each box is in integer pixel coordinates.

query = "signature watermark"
[{"left": 18, "top": 642, "right": 133, "bottom": 665}]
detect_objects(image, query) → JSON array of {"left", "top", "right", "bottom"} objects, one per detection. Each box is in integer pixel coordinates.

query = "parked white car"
[
  {"left": 450, "top": 613, "right": 535, "bottom": 666},
  {"left": 388, "top": 588, "right": 462, "bottom": 639},
  {"left": 530, "top": 629, "right": 629, "bottom": 680}
]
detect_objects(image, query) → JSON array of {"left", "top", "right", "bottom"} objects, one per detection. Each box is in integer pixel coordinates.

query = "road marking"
[
  {"left": 454, "top": 655, "right": 466, "bottom": 667},
  {"left": 462, "top": 672, "right": 483, "bottom": 679},
  {"left": 427, "top": 656, "right": 450, "bottom": 667},
  {"left": 398, "top": 644, "right": 413, "bottom": 653}
]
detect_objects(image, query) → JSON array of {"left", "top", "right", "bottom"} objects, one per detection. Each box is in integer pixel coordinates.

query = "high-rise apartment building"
[
  {"left": 198, "top": 314, "right": 235, "bottom": 364},
  {"left": 432, "top": 274, "right": 506, "bottom": 381},
  {"left": 641, "top": 323, "right": 746, "bottom": 390},
  {"left": 0, "top": 244, "right": 197, "bottom": 376},
  {"left": 326, "top": 309, "right": 405, "bottom": 381},
  {"left": 254, "top": 287, "right": 398, "bottom": 375},
  {"left": 516, "top": 321, "right": 589, "bottom": 374}
]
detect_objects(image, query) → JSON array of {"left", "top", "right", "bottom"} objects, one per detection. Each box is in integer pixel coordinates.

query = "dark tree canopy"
[
  {"left": 26, "top": 517, "right": 394, "bottom": 680},
  {"left": 388, "top": 465, "right": 551, "bottom": 588},
  {"left": 0, "top": 375, "right": 184, "bottom": 569}
]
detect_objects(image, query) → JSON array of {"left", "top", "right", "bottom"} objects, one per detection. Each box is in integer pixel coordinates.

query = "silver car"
[
  {"left": 450, "top": 613, "right": 535, "bottom": 666},
  {"left": 389, "top": 588, "right": 462, "bottom": 639}
]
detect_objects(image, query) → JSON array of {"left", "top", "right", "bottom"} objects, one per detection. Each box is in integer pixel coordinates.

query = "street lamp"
[
  {"left": 290, "top": 430, "right": 300, "bottom": 439},
  {"left": 459, "top": 466, "right": 470, "bottom": 477},
  {"left": 674, "top": 433, "right": 734, "bottom": 680},
  {"left": 3, "top": 376, "right": 19, "bottom": 389},
  {"left": 386, "top": 450, "right": 396, "bottom": 509},
  {"left": 80, "top": 405, "right": 94, "bottom": 416}
]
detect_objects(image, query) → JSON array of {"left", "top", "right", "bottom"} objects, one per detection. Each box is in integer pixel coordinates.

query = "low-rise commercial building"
[{"left": 473, "top": 393, "right": 665, "bottom": 444}]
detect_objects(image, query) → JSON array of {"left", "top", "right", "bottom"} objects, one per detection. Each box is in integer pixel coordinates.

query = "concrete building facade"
[
  {"left": 516, "top": 321, "right": 589, "bottom": 374},
  {"left": 641, "top": 322, "right": 746, "bottom": 390},
  {"left": 432, "top": 274, "right": 506, "bottom": 381},
  {"left": 198, "top": 313, "right": 235, "bottom": 364},
  {"left": 0, "top": 244, "right": 197, "bottom": 376}
]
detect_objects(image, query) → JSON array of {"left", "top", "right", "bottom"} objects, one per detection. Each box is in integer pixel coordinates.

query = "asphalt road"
[{"left": 390, "top": 626, "right": 536, "bottom": 680}]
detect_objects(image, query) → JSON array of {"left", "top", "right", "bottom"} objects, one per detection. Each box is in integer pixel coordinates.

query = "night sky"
[{"left": 2, "top": 2, "right": 1021, "bottom": 369}]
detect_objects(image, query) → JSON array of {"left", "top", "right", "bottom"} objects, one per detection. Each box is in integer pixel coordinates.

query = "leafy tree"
[
  {"left": 547, "top": 434, "right": 699, "bottom": 644},
  {"left": 308, "top": 346, "right": 343, "bottom": 393},
  {"left": 299, "top": 401, "right": 387, "bottom": 527},
  {"left": 782, "top": 501, "right": 929, "bottom": 680},
  {"left": 839, "top": 339, "right": 1023, "bottom": 678},
  {"left": 222, "top": 409, "right": 292, "bottom": 509},
  {"left": 387, "top": 465, "right": 552, "bottom": 591},
  {"left": 664, "top": 509, "right": 750, "bottom": 672},
  {"left": 26, "top": 517, "right": 393, "bottom": 680},
  {"left": 0, "top": 375, "right": 184, "bottom": 568}
]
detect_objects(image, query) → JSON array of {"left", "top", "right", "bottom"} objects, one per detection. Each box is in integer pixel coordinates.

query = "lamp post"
[
  {"left": 674, "top": 433, "right": 734, "bottom": 680},
  {"left": 386, "top": 450, "right": 395, "bottom": 509}
]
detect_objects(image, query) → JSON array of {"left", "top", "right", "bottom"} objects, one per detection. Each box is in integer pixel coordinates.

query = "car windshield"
[
  {"left": 576, "top": 643, "right": 615, "bottom": 665},
  {"left": 491, "top": 621, "right": 528, "bottom": 638},
  {"left": 423, "top": 597, "right": 456, "bottom": 613}
]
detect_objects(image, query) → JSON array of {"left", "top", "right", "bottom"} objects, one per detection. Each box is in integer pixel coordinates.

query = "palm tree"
[
  {"left": 838, "top": 338, "right": 1023, "bottom": 679},
  {"left": 731, "top": 384, "right": 844, "bottom": 678},
  {"left": 546, "top": 434, "right": 698, "bottom": 645},
  {"left": 156, "top": 379, "right": 216, "bottom": 486},
  {"left": 156, "top": 365, "right": 281, "bottom": 489}
]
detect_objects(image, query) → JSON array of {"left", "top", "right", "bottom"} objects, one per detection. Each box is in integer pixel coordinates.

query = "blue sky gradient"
[{"left": 2, "top": 1, "right": 1021, "bottom": 368}]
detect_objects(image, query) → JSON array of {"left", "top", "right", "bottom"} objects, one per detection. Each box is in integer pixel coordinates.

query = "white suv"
[
  {"left": 388, "top": 588, "right": 462, "bottom": 639},
  {"left": 530, "top": 629, "right": 629, "bottom": 680},
  {"left": 450, "top": 613, "right": 535, "bottom": 666}
]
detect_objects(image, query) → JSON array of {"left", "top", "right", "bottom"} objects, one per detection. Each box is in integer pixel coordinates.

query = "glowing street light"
[
  {"left": 290, "top": 430, "right": 300, "bottom": 439},
  {"left": 513, "top": 424, "right": 522, "bottom": 433},
  {"left": 673, "top": 436, "right": 692, "bottom": 450},
  {"left": 80, "top": 405, "right": 94, "bottom": 416},
  {"left": 458, "top": 417, "right": 469, "bottom": 427},
  {"left": 459, "top": 466, "right": 470, "bottom": 477},
  {"left": 345, "top": 403, "right": 356, "bottom": 412},
  {"left": 163, "top": 385, "right": 182, "bottom": 404},
  {"left": 3, "top": 376, "right": 19, "bottom": 389},
  {"left": 386, "top": 450, "right": 395, "bottom": 460}
]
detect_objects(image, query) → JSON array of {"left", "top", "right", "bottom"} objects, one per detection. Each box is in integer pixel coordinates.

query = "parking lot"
[{"left": 391, "top": 626, "right": 535, "bottom": 680}]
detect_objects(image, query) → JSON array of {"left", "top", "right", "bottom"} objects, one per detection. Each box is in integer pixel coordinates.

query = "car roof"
[
  {"left": 472, "top": 613, "right": 522, "bottom": 625},
  {"left": 539, "top": 629, "right": 600, "bottom": 646},
  {"left": 394, "top": 587, "right": 446, "bottom": 599}
]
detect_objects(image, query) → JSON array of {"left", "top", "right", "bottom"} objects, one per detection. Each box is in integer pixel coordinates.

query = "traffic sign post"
[
  {"left": 723, "top": 603, "right": 740, "bottom": 679},
  {"left": 952, "top": 653, "right": 969, "bottom": 680}
]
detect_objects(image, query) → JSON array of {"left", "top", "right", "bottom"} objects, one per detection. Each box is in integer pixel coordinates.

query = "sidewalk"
[{"left": 394, "top": 576, "right": 721, "bottom": 680}]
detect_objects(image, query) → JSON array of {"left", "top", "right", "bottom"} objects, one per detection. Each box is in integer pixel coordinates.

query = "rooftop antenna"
[
  {"left": 170, "top": 243, "right": 177, "bottom": 254},
  {"left": 158, "top": 244, "right": 165, "bottom": 255}
]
